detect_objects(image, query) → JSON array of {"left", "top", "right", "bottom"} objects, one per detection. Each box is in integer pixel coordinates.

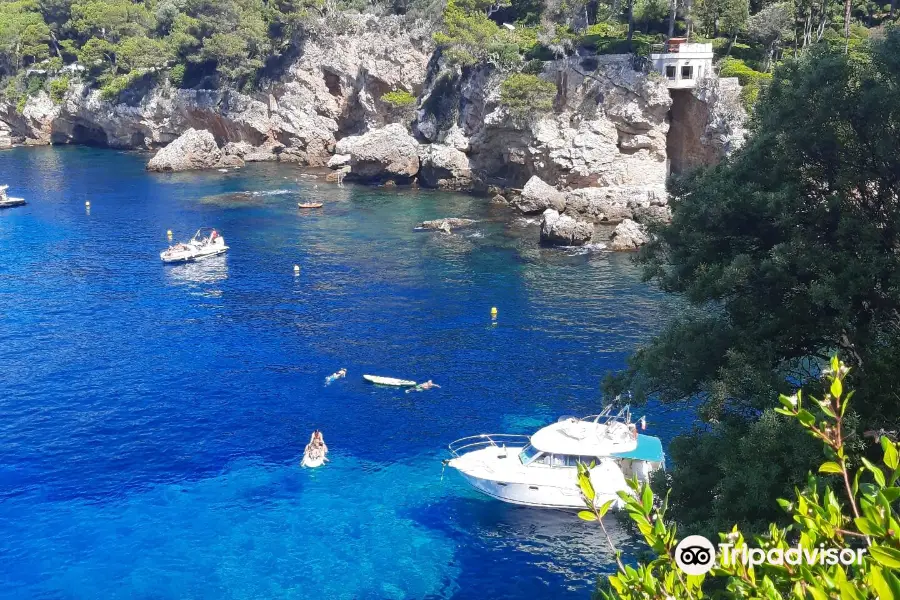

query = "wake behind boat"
[
  {"left": 160, "top": 228, "right": 228, "bottom": 264},
  {"left": 445, "top": 405, "right": 664, "bottom": 510},
  {"left": 0, "top": 185, "right": 25, "bottom": 208},
  {"left": 363, "top": 374, "right": 417, "bottom": 387}
]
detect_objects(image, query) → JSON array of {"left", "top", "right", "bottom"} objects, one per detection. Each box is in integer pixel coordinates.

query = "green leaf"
[
  {"left": 640, "top": 484, "right": 653, "bottom": 513},
  {"left": 597, "top": 499, "right": 615, "bottom": 519},
  {"left": 870, "top": 566, "right": 894, "bottom": 600},
  {"left": 830, "top": 377, "right": 842, "bottom": 398},
  {"left": 578, "top": 472, "right": 595, "bottom": 502},
  {"left": 882, "top": 437, "right": 899, "bottom": 471},
  {"left": 863, "top": 457, "right": 887, "bottom": 487},
  {"left": 577, "top": 510, "right": 597, "bottom": 522},
  {"left": 797, "top": 409, "right": 816, "bottom": 427},
  {"left": 807, "top": 585, "right": 829, "bottom": 600},
  {"left": 831, "top": 355, "right": 839, "bottom": 373},
  {"left": 819, "top": 461, "right": 843, "bottom": 474},
  {"left": 870, "top": 546, "right": 900, "bottom": 569},
  {"left": 854, "top": 516, "right": 884, "bottom": 536}
]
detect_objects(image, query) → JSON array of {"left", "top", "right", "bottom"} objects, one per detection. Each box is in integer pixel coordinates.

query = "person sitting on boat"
[
  {"left": 304, "top": 430, "right": 328, "bottom": 462},
  {"left": 210, "top": 229, "right": 218, "bottom": 242},
  {"left": 313, "top": 430, "right": 328, "bottom": 456}
]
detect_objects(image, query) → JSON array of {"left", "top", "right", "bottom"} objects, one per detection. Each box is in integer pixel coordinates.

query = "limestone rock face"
[
  {"left": 419, "top": 56, "right": 674, "bottom": 191},
  {"left": 418, "top": 144, "right": 472, "bottom": 190},
  {"left": 147, "top": 128, "right": 239, "bottom": 171},
  {"left": 564, "top": 185, "right": 667, "bottom": 223},
  {"left": 334, "top": 123, "right": 420, "bottom": 180},
  {"left": 540, "top": 209, "right": 594, "bottom": 246},
  {"left": 0, "top": 15, "right": 433, "bottom": 164},
  {"left": 667, "top": 76, "right": 747, "bottom": 174},
  {"left": 609, "top": 218, "right": 650, "bottom": 251},
  {"left": 514, "top": 176, "right": 566, "bottom": 214},
  {"left": 327, "top": 153, "right": 351, "bottom": 168}
]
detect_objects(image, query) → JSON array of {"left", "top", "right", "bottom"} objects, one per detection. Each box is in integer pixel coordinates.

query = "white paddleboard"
[{"left": 363, "top": 374, "right": 417, "bottom": 387}]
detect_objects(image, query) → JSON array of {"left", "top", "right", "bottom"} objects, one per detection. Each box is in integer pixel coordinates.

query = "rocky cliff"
[
  {"left": 0, "top": 15, "right": 433, "bottom": 166},
  {"left": 0, "top": 14, "right": 747, "bottom": 249}
]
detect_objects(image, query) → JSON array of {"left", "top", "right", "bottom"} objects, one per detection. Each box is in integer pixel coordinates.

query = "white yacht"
[
  {"left": 0, "top": 184, "right": 25, "bottom": 208},
  {"left": 446, "top": 406, "right": 664, "bottom": 510},
  {"left": 160, "top": 228, "right": 229, "bottom": 263}
]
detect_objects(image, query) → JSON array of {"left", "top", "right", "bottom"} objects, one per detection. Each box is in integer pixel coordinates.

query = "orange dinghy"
[{"left": 297, "top": 202, "right": 324, "bottom": 209}]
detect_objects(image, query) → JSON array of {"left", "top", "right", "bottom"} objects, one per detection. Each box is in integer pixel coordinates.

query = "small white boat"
[
  {"left": 0, "top": 185, "right": 25, "bottom": 208},
  {"left": 160, "top": 228, "right": 229, "bottom": 263},
  {"left": 301, "top": 451, "right": 325, "bottom": 468},
  {"left": 363, "top": 374, "right": 417, "bottom": 387},
  {"left": 446, "top": 405, "right": 664, "bottom": 510}
]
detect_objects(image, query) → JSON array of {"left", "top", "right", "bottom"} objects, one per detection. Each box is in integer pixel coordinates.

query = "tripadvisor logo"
[
  {"left": 674, "top": 535, "right": 867, "bottom": 575},
  {"left": 675, "top": 535, "right": 717, "bottom": 575}
]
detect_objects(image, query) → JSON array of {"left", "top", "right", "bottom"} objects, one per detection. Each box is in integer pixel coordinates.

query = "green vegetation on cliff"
[{"left": 0, "top": 0, "right": 894, "bottom": 109}]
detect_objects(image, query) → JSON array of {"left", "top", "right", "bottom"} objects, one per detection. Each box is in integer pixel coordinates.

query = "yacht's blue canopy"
[{"left": 612, "top": 434, "right": 665, "bottom": 463}]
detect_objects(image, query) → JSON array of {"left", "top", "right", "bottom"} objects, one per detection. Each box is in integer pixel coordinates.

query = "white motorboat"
[
  {"left": 160, "top": 228, "right": 229, "bottom": 263},
  {"left": 0, "top": 184, "right": 25, "bottom": 208},
  {"left": 446, "top": 406, "right": 664, "bottom": 510}
]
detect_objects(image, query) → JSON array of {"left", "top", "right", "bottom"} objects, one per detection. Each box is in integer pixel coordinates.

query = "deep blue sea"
[{"left": 0, "top": 146, "right": 683, "bottom": 600}]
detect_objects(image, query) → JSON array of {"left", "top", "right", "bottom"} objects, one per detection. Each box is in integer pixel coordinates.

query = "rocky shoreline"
[{"left": 0, "top": 14, "right": 746, "bottom": 250}]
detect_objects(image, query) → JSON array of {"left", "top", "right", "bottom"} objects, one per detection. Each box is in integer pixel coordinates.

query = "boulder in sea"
[
  {"left": 417, "top": 144, "right": 473, "bottom": 190},
  {"left": 417, "top": 218, "right": 478, "bottom": 231},
  {"left": 327, "top": 153, "right": 351, "bottom": 168},
  {"left": 325, "top": 165, "right": 350, "bottom": 183},
  {"left": 608, "top": 218, "right": 650, "bottom": 251},
  {"left": 147, "top": 128, "right": 245, "bottom": 172},
  {"left": 540, "top": 209, "right": 594, "bottom": 246},
  {"left": 513, "top": 176, "right": 566, "bottom": 214},
  {"left": 491, "top": 194, "right": 508, "bottom": 204},
  {"left": 333, "top": 123, "right": 420, "bottom": 181}
]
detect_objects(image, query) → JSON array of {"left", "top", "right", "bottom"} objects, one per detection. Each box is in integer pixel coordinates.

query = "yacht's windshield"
[{"left": 518, "top": 445, "right": 541, "bottom": 465}]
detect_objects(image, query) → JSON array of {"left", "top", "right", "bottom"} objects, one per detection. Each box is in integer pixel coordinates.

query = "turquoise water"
[{"left": 0, "top": 147, "right": 677, "bottom": 599}]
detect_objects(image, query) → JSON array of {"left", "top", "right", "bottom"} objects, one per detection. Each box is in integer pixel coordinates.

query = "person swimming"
[
  {"left": 406, "top": 380, "right": 440, "bottom": 393},
  {"left": 325, "top": 368, "right": 347, "bottom": 385}
]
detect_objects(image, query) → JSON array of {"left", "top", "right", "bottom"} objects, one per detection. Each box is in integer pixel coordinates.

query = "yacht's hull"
[
  {"left": 0, "top": 198, "right": 26, "bottom": 208},
  {"left": 457, "top": 472, "right": 622, "bottom": 510}
]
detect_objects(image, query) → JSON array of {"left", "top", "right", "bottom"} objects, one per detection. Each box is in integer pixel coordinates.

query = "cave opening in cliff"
[
  {"left": 55, "top": 123, "right": 110, "bottom": 147},
  {"left": 666, "top": 89, "right": 719, "bottom": 176}
]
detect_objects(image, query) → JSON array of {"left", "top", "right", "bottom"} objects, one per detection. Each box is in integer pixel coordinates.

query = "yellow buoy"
[
  {"left": 166, "top": 229, "right": 173, "bottom": 238},
  {"left": 491, "top": 307, "right": 498, "bottom": 318},
  {"left": 293, "top": 264, "right": 301, "bottom": 275},
  {"left": 85, "top": 201, "right": 90, "bottom": 207}
]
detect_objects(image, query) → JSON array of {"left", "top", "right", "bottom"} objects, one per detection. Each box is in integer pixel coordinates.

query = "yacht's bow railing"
[
  {"left": 583, "top": 404, "right": 633, "bottom": 426},
  {"left": 448, "top": 434, "right": 531, "bottom": 457}
]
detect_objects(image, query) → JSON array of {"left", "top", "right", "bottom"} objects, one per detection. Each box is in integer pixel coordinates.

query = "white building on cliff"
[{"left": 650, "top": 38, "right": 714, "bottom": 89}]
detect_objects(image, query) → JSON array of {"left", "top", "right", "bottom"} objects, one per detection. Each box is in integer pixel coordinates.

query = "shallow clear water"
[{"left": 0, "top": 147, "right": 680, "bottom": 599}]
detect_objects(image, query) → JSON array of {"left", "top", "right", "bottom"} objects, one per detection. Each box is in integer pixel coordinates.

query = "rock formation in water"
[
  {"left": 417, "top": 218, "right": 478, "bottom": 231},
  {"left": 609, "top": 218, "right": 650, "bottom": 250},
  {"left": 147, "top": 128, "right": 243, "bottom": 172},
  {"left": 540, "top": 209, "right": 595, "bottom": 246},
  {"left": 333, "top": 123, "right": 420, "bottom": 181}
]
